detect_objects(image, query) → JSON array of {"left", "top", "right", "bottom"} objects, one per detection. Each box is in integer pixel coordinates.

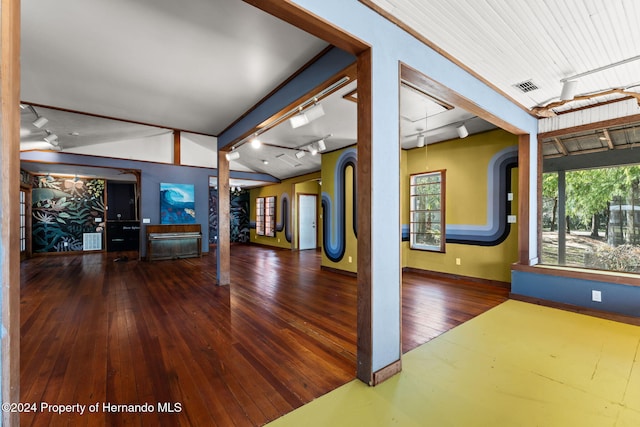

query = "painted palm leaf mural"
[{"left": 31, "top": 176, "right": 105, "bottom": 253}]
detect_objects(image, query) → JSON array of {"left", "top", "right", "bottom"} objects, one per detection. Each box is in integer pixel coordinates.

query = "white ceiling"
[
  {"left": 369, "top": 0, "right": 640, "bottom": 113},
  {"left": 21, "top": 0, "right": 328, "bottom": 135},
  {"left": 20, "top": 0, "right": 640, "bottom": 183}
]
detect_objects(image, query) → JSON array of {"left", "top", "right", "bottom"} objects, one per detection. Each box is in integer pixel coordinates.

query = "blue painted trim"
[
  {"left": 217, "top": 47, "right": 356, "bottom": 148},
  {"left": 322, "top": 148, "right": 357, "bottom": 262},
  {"left": 512, "top": 270, "right": 640, "bottom": 317}
]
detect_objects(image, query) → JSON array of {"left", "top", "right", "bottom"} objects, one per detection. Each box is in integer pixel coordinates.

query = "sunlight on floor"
[{"left": 268, "top": 300, "right": 640, "bottom": 426}]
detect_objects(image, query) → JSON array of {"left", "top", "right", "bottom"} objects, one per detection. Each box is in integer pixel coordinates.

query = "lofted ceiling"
[{"left": 20, "top": 0, "right": 640, "bottom": 183}]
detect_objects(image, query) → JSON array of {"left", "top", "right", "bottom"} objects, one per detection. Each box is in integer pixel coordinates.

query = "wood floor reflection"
[{"left": 20, "top": 245, "right": 508, "bottom": 426}]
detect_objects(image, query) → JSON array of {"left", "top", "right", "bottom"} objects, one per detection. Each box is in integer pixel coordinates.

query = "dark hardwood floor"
[{"left": 20, "top": 245, "right": 508, "bottom": 426}]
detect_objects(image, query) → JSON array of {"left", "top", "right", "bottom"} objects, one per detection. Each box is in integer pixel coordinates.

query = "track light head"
[
  {"left": 250, "top": 136, "right": 261, "bottom": 149},
  {"left": 560, "top": 79, "right": 579, "bottom": 101},
  {"left": 295, "top": 151, "right": 306, "bottom": 159},
  {"left": 456, "top": 124, "right": 469, "bottom": 139},
  {"left": 32, "top": 116, "right": 49, "bottom": 128},
  {"left": 225, "top": 150, "right": 240, "bottom": 161},
  {"left": 44, "top": 133, "right": 59, "bottom": 145},
  {"left": 417, "top": 134, "right": 425, "bottom": 148},
  {"left": 316, "top": 139, "right": 326, "bottom": 152}
]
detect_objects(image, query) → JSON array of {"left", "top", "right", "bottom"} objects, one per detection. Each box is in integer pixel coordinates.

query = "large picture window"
[
  {"left": 256, "top": 196, "right": 276, "bottom": 238},
  {"left": 542, "top": 165, "right": 640, "bottom": 273},
  {"left": 410, "top": 170, "right": 445, "bottom": 252}
]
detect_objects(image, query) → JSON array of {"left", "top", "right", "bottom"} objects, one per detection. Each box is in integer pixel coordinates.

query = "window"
[
  {"left": 542, "top": 165, "right": 640, "bottom": 273},
  {"left": 265, "top": 196, "right": 276, "bottom": 237},
  {"left": 256, "top": 197, "right": 265, "bottom": 236},
  {"left": 256, "top": 196, "right": 276, "bottom": 237},
  {"left": 410, "top": 170, "right": 445, "bottom": 252}
]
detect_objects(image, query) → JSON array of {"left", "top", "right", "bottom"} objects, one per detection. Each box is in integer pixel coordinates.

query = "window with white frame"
[
  {"left": 264, "top": 196, "right": 276, "bottom": 237},
  {"left": 256, "top": 196, "right": 276, "bottom": 237},
  {"left": 410, "top": 170, "right": 445, "bottom": 252},
  {"left": 256, "top": 197, "right": 265, "bottom": 236}
]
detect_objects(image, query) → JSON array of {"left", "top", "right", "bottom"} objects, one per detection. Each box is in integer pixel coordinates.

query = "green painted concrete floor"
[{"left": 268, "top": 300, "right": 640, "bottom": 427}]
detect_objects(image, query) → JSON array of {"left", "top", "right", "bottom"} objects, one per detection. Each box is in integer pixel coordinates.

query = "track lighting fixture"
[
  {"left": 289, "top": 110, "right": 310, "bottom": 129},
  {"left": 32, "top": 116, "right": 49, "bottom": 128},
  {"left": 44, "top": 133, "right": 59, "bottom": 145},
  {"left": 456, "top": 124, "right": 469, "bottom": 139},
  {"left": 316, "top": 139, "right": 326, "bottom": 152},
  {"left": 417, "top": 134, "right": 425, "bottom": 148},
  {"left": 225, "top": 150, "right": 240, "bottom": 161},
  {"left": 295, "top": 151, "right": 306, "bottom": 159},
  {"left": 309, "top": 145, "right": 318, "bottom": 156},
  {"left": 289, "top": 101, "right": 325, "bottom": 129},
  {"left": 560, "top": 79, "right": 579, "bottom": 101},
  {"left": 250, "top": 135, "right": 261, "bottom": 149}
]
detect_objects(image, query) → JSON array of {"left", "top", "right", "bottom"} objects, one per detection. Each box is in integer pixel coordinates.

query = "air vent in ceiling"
[{"left": 514, "top": 80, "right": 539, "bottom": 93}]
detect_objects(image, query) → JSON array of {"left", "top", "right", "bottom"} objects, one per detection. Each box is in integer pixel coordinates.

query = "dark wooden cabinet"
[{"left": 146, "top": 224, "right": 202, "bottom": 261}]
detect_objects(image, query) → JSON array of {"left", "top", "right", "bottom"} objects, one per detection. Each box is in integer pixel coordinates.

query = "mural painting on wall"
[
  {"left": 160, "top": 183, "right": 195, "bottom": 224},
  {"left": 208, "top": 188, "right": 250, "bottom": 243},
  {"left": 322, "top": 148, "right": 357, "bottom": 262},
  {"left": 31, "top": 175, "right": 105, "bottom": 253}
]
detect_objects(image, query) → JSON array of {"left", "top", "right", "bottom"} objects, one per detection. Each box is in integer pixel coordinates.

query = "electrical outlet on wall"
[{"left": 592, "top": 290, "right": 602, "bottom": 302}]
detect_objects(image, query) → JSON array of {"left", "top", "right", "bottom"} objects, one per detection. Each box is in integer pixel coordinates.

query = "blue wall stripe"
[
  {"left": 275, "top": 193, "right": 292, "bottom": 242},
  {"left": 446, "top": 146, "right": 518, "bottom": 246},
  {"left": 322, "top": 148, "right": 357, "bottom": 262}
]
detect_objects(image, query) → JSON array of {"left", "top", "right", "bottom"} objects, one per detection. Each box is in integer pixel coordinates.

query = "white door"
[{"left": 298, "top": 194, "right": 317, "bottom": 250}]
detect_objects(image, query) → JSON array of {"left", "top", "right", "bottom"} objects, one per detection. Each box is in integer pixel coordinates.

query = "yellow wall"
[
  {"left": 402, "top": 129, "right": 518, "bottom": 283},
  {"left": 320, "top": 147, "right": 357, "bottom": 273},
  {"left": 249, "top": 172, "right": 320, "bottom": 249}
]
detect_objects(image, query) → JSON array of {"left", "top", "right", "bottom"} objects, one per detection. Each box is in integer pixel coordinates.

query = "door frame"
[{"left": 297, "top": 193, "right": 318, "bottom": 250}]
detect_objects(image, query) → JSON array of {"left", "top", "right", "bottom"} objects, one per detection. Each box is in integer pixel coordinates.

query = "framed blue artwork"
[{"left": 160, "top": 183, "right": 196, "bottom": 224}]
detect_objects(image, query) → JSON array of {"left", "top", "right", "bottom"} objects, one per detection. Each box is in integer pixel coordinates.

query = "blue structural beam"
[{"left": 217, "top": 46, "right": 356, "bottom": 149}]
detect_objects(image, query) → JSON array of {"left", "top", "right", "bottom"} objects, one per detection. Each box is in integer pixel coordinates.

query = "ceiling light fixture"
[
  {"left": 316, "top": 139, "right": 326, "bottom": 152},
  {"left": 225, "top": 150, "right": 240, "bottom": 161},
  {"left": 289, "top": 109, "right": 310, "bottom": 129},
  {"left": 309, "top": 145, "right": 318, "bottom": 156},
  {"left": 289, "top": 98, "right": 325, "bottom": 129},
  {"left": 416, "top": 134, "right": 425, "bottom": 148},
  {"left": 295, "top": 151, "right": 306, "bottom": 159},
  {"left": 557, "top": 54, "right": 640, "bottom": 102},
  {"left": 32, "top": 116, "right": 48, "bottom": 128},
  {"left": 456, "top": 124, "right": 469, "bottom": 139},
  {"left": 560, "top": 79, "right": 579, "bottom": 101},
  {"left": 44, "top": 133, "right": 59, "bottom": 145},
  {"left": 250, "top": 135, "right": 262, "bottom": 149},
  {"left": 261, "top": 159, "right": 269, "bottom": 165}
]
